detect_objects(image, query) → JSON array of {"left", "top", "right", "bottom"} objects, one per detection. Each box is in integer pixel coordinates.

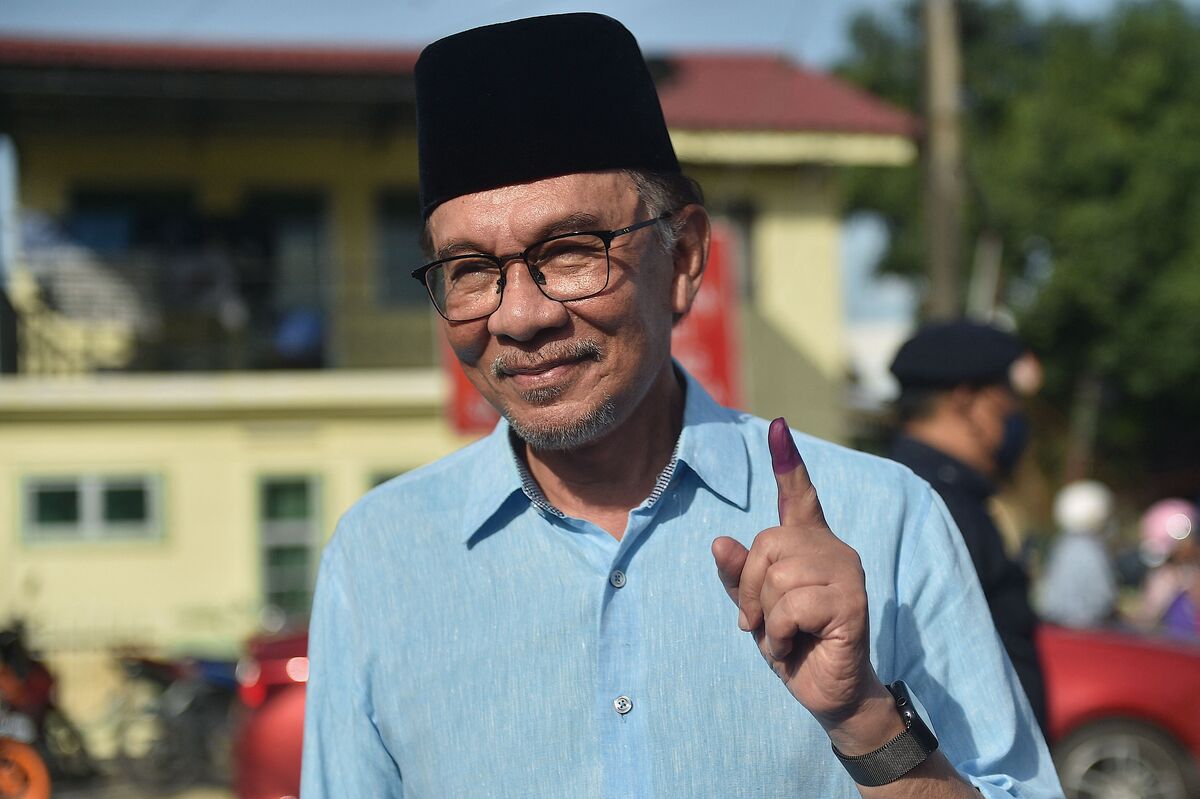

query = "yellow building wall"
[
  {"left": 0, "top": 399, "right": 464, "bottom": 656},
  {"left": 0, "top": 372, "right": 468, "bottom": 750},
  {"left": 690, "top": 165, "right": 847, "bottom": 441}
]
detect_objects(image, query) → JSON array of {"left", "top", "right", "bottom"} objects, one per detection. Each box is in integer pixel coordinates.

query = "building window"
[
  {"left": 23, "top": 475, "right": 160, "bottom": 541},
  {"left": 260, "top": 477, "right": 320, "bottom": 619}
]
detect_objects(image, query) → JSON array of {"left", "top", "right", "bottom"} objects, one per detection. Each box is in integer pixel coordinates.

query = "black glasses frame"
[{"left": 410, "top": 212, "right": 672, "bottom": 321}]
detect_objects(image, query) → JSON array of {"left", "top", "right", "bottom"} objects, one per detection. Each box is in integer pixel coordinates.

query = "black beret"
[
  {"left": 415, "top": 13, "right": 681, "bottom": 219},
  {"left": 890, "top": 320, "right": 1026, "bottom": 389}
]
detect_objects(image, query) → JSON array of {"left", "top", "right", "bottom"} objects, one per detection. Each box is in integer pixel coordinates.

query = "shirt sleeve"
[
  {"left": 301, "top": 535, "right": 405, "bottom": 798},
  {"left": 893, "top": 486, "right": 1064, "bottom": 798}
]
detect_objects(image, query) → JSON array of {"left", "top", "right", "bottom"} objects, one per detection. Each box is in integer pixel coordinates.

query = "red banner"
[
  {"left": 443, "top": 221, "right": 743, "bottom": 434},
  {"left": 670, "top": 220, "right": 742, "bottom": 409},
  {"left": 443, "top": 338, "right": 501, "bottom": 434}
]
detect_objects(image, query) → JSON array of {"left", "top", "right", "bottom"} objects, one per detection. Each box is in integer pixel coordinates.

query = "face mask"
[{"left": 994, "top": 411, "right": 1030, "bottom": 477}]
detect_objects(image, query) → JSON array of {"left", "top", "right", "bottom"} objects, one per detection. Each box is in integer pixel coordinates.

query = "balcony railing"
[{"left": 6, "top": 250, "right": 439, "bottom": 376}]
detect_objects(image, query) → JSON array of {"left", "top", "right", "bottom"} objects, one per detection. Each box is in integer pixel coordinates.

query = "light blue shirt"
[{"left": 302, "top": 370, "right": 1062, "bottom": 798}]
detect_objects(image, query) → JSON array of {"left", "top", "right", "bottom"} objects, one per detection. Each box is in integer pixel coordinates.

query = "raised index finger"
[{"left": 768, "top": 417, "right": 827, "bottom": 528}]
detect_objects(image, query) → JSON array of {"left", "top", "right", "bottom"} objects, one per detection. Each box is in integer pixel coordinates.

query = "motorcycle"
[
  {"left": 0, "top": 631, "right": 52, "bottom": 799},
  {"left": 0, "top": 623, "right": 96, "bottom": 785},
  {"left": 0, "top": 709, "right": 51, "bottom": 799},
  {"left": 114, "top": 652, "right": 238, "bottom": 788}
]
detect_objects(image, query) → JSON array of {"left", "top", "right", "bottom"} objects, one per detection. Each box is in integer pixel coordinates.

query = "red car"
[
  {"left": 1040, "top": 624, "right": 1200, "bottom": 799},
  {"left": 233, "top": 632, "right": 307, "bottom": 799},
  {"left": 233, "top": 625, "right": 1200, "bottom": 799}
]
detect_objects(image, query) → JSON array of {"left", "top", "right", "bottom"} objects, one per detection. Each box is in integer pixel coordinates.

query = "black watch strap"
[{"left": 832, "top": 681, "right": 940, "bottom": 787}]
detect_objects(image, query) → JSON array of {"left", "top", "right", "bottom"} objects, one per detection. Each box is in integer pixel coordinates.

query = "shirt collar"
[
  {"left": 674, "top": 367, "right": 750, "bottom": 510},
  {"left": 457, "top": 363, "right": 750, "bottom": 542},
  {"left": 457, "top": 419, "right": 528, "bottom": 542}
]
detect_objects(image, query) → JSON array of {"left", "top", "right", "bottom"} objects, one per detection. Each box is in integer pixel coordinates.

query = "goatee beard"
[{"left": 505, "top": 394, "right": 617, "bottom": 451}]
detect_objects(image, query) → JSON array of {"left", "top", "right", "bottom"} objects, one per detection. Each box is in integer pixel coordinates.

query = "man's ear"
[
  {"left": 947, "top": 384, "right": 982, "bottom": 418},
  {"left": 669, "top": 204, "right": 710, "bottom": 324}
]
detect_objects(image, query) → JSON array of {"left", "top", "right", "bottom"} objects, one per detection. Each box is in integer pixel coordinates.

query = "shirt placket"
[
  {"left": 596, "top": 499, "right": 660, "bottom": 799},
  {"left": 512, "top": 436, "right": 679, "bottom": 798}
]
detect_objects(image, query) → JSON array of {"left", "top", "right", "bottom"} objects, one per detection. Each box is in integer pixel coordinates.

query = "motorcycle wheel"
[
  {"left": 0, "top": 738, "right": 51, "bottom": 799},
  {"left": 39, "top": 708, "right": 97, "bottom": 781}
]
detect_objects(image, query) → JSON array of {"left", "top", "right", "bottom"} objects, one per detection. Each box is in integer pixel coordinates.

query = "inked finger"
[{"left": 768, "top": 417, "right": 828, "bottom": 529}]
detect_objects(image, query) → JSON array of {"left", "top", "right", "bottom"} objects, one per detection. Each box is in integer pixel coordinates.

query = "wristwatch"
[{"left": 832, "top": 680, "right": 940, "bottom": 787}]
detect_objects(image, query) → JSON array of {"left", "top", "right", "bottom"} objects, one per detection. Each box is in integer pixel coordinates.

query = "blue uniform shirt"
[{"left": 302, "top": 370, "right": 1062, "bottom": 798}]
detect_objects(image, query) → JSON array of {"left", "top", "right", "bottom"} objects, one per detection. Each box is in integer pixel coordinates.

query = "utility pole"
[
  {"left": 0, "top": 135, "right": 19, "bottom": 374},
  {"left": 923, "top": 0, "right": 965, "bottom": 319}
]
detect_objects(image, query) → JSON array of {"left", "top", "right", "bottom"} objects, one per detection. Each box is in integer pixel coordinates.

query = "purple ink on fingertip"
[{"left": 768, "top": 417, "right": 801, "bottom": 474}]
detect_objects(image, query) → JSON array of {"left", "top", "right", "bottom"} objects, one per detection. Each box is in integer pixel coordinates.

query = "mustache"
[{"left": 491, "top": 340, "right": 604, "bottom": 378}]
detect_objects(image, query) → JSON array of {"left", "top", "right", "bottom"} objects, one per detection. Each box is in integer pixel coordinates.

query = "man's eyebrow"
[
  {"left": 536, "top": 212, "right": 605, "bottom": 240},
  {"left": 434, "top": 211, "right": 607, "bottom": 260}
]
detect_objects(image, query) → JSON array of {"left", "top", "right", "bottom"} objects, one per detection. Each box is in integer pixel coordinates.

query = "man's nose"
[{"left": 486, "top": 261, "right": 570, "bottom": 342}]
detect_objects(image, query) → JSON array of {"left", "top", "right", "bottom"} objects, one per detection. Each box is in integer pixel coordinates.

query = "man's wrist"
[
  {"left": 830, "top": 681, "right": 942, "bottom": 788},
  {"left": 823, "top": 682, "right": 908, "bottom": 756}
]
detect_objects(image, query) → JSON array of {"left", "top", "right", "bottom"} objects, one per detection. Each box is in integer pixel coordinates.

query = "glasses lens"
[
  {"left": 428, "top": 257, "right": 502, "bottom": 320},
  {"left": 525, "top": 234, "right": 609, "bottom": 301}
]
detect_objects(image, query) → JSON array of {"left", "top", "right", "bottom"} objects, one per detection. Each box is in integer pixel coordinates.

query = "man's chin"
[{"left": 504, "top": 396, "right": 617, "bottom": 452}]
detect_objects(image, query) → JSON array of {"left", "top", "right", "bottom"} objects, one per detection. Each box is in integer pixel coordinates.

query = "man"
[
  {"left": 888, "top": 321, "right": 1048, "bottom": 731},
  {"left": 302, "top": 14, "right": 1060, "bottom": 797}
]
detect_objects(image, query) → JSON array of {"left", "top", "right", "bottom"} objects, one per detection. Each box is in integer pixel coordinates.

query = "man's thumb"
[{"left": 712, "top": 536, "right": 749, "bottom": 606}]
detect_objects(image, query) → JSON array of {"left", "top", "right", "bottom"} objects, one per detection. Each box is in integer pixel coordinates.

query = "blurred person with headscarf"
[
  {"left": 1136, "top": 498, "right": 1200, "bottom": 638},
  {"left": 1035, "top": 481, "right": 1118, "bottom": 628}
]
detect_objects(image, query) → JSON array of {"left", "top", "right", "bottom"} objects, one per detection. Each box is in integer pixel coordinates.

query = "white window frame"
[{"left": 22, "top": 474, "right": 162, "bottom": 542}]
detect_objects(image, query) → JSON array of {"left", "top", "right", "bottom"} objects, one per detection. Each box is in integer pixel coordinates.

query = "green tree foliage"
[{"left": 838, "top": 0, "right": 1200, "bottom": 480}]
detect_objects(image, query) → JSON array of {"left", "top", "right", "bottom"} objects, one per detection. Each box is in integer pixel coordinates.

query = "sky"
[{"left": 0, "top": 0, "right": 1158, "bottom": 68}]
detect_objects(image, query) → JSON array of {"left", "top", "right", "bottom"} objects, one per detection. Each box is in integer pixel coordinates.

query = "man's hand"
[{"left": 712, "top": 417, "right": 899, "bottom": 750}]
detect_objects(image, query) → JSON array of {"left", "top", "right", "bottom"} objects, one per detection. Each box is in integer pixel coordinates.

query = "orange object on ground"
[{"left": 0, "top": 737, "right": 51, "bottom": 799}]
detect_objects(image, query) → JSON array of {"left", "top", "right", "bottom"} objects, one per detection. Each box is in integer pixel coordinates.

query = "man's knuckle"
[{"left": 765, "top": 565, "right": 790, "bottom": 592}]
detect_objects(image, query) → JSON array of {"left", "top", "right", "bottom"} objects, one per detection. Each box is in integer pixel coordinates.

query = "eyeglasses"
[{"left": 411, "top": 212, "right": 672, "bottom": 321}]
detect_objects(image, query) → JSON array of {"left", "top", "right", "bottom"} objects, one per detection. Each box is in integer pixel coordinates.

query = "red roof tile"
[
  {"left": 0, "top": 37, "right": 916, "bottom": 136},
  {"left": 655, "top": 53, "right": 917, "bottom": 137},
  {"left": 0, "top": 35, "right": 418, "bottom": 73}
]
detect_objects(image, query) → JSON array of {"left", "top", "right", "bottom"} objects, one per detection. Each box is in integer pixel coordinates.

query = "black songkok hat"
[
  {"left": 891, "top": 320, "right": 1026, "bottom": 389},
  {"left": 415, "top": 13, "right": 681, "bottom": 219}
]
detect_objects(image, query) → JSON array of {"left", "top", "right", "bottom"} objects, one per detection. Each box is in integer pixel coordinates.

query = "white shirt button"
[
  {"left": 613, "top": 695, "right": 633, "bottom": 715},
  {"left": 609, "top": 569, "right": 627, "bottom": 589}
]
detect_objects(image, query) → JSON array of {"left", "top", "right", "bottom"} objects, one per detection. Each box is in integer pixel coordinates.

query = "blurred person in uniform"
[
  {"left": 1035, "top": 480, "right": 1117, "bottom": 628},
  {"left": 888, "top": 320, "right": 1047, "bottom": 731},
  {"left": 1136, "top": 498, "right": 1200, "bottom": 638}
]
